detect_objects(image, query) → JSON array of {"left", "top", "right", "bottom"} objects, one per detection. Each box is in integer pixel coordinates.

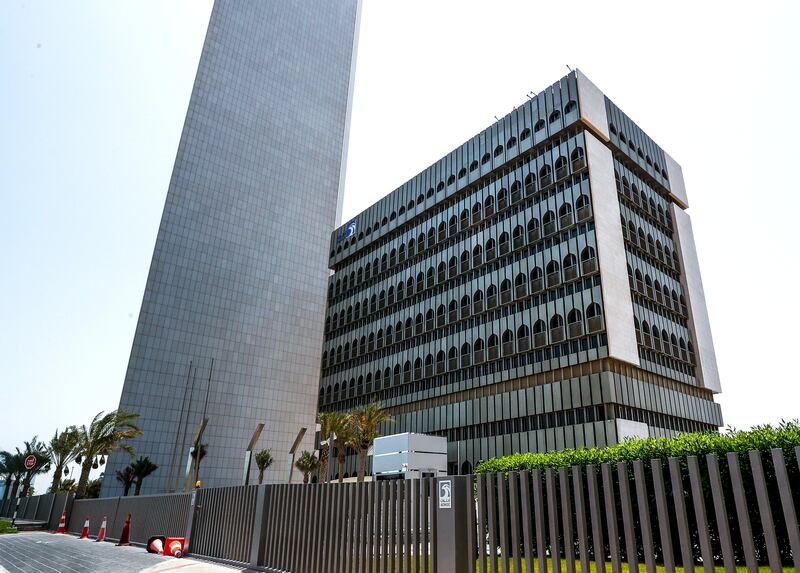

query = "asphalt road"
[{"left": 0, "top": 532, "right": 244, "bottom": 573}]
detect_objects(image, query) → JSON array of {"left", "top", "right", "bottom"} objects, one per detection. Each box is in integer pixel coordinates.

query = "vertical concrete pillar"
[
  {"left": 436, "top": 476, "right": 470, "bottom": 573},
  {"left": 249, "top": 485, "right": 270, "bottom": 568}
]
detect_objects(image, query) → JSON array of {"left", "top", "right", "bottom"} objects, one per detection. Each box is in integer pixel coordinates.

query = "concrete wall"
[
  {"left": 586, "top": 132, "right": 640, "bottom": 367},
  {"left": 577, "top": 70, "right": 610, "bottom": 141}
]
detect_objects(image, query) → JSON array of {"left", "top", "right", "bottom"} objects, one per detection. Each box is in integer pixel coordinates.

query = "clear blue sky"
[{"left": 2, "top": 1, "right": 798, "bottom": 491}]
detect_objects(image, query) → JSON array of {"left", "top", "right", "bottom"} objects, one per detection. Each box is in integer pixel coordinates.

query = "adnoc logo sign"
[
  {"left": 336, "top": 219, "right": 357, "bottom": 243},
  {"left": 438, "top": 480, "right": 452, "bottom": 509}
]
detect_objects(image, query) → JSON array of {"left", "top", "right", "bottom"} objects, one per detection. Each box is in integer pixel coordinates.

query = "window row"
[
  {"left": 616, "top": 172, "right": 671, "bottom": 231},
  {"left": 332, "top": 144, "right": 586, "bottom": 258},
  {"left": 608, "top": 121, "right": 669, "bottom": 181},
  {"left": 627, "top": 265, "right": 686, "bottom": 316},
  {"left": 329, "top": 188, "right": 591, "bottom": 303},
  {"left": 621, "top": 215, "right": 679, "bottom": 273},
  {"left": 323, "top": 299, "right": 603, "bottom": 373},
  {"left": 323, "top": 304, "right": 604, "bottom": 394},
  {"left": 326, "top": 246, "right": 598, "bottom": 338},
  {"left": 634, "top": 317, "right": 694, "bottom": 363}
]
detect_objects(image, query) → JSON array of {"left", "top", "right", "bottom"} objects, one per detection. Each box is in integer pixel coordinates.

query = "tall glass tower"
[{"left": 102, "top": 0, "right": 361, "bottom": 495}]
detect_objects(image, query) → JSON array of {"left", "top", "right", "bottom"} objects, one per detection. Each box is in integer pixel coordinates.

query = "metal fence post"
[
  {"left": 248, "top": 484, "right": 270, "bottom": 568},
  {"left": 435, "top": 476, "right": 469, "bottom": 573},
  {"left": 184, "top": 488, "right": 201, "bottom": 555}
]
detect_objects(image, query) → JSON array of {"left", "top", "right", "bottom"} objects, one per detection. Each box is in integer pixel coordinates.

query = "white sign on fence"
[{"left": 438, "top": 480, "right": 451, "bottom": 509}]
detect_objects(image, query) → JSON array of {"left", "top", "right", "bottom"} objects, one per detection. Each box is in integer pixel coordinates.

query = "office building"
[
  {"left": 102, "top": 0, "right": 361, "bottom": 494},
  {"left": 319, "top": 71, "right": 721, "bottom": 476}
]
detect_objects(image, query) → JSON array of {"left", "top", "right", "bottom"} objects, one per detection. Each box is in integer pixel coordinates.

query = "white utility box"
[{"left": 372, "top": 432, "right": 447, "bottom": 480}]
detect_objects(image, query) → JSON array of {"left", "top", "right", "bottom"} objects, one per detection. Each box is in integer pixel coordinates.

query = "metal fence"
[
  {"left": 466, "top": 447, "right": 800, "bottom": 572},
  {"left": 1, "top": 447, "right": 798, "bottom": 572}
]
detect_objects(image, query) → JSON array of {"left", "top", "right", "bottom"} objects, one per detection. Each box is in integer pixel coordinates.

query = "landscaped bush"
[{"left": 475, "top": 420, "right": 800, "bottom": 474}]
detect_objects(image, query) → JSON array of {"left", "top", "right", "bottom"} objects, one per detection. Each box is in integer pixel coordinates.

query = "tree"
[
  {"left": 349, "top": 402, "right": 392, "bottom": 482},
  {"left": 1, "top": 452, "right": 25, "bottom": 499},
  {"left": 130, "top": 457, "right": 158, "bottom": 495},
  {"left": 57, "top": 478, "right": 77, "bottom": 493},
  {"left": 333, "top": 416, "right": 357, "bottom": 483},
  {"left": 318, "top": 412, "right": 346, "bottom": 484},
  {"left": 19, "top": 436, "right": 50, "bottom": 497},
  {"left": 255, "top": 449, "right": 273, "bottom": 485},
  {"left": 115, "top": 467, "right": 135, "bottom": 496},
  {"left": 74, "top": 410, "right": 143, "bottom": 498},
  {"left": 48, "top": 427, "right": 80, "bottom": 493},
  {"left": 85, "top": 478, "right": 103, "bottom": 499},
  {"left": 190, "top": 443, "right": 207, "bottom": 485},
  {"left": 294, "top": 451, "right": 319, "bottom": 484}
]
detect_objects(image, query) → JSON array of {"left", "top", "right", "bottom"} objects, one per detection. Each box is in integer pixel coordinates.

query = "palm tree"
[
  {"left": 19, "top": 436, "right": 50, "bottom": 497},
  {"left": 0, "top": 454, "right": 9, "bottom": 500},
  {"left": 190, "top": 443, "right": 207, "bottom": 486},
  {"left": 350, "top": 402, "right": 392, "bottom": 481},
  {"left": 58, "top": 478, "right": 77, "bottom": 493},
  {"left": 130, "top": 457, "right": 158, "bottom": 495},
  {"left": 74, "top": 409, "right": 142, "bottom": 498},
  {"left": 115, "top": 466, "right": 135, "bottom": 496},
  {"left": 318, "top": 412, "right": 346, "bottom": 483},
  {"left": 255, "top": 449, "right": 273, "bottom": 484},
  {"left": 48, "top": 427, "right": 79, "bottom": 493},
  {"left": 334, "top": 416, "right": 357, "bottom": 483},
  {"left": 1, "top": 452, "right": 25, "bottom": 499},
  {"left": 294, "top": 451, "right": 319, "bottom": 484},
  {"left": 85, "top": 478, "right": 103, "bottom": 499}
]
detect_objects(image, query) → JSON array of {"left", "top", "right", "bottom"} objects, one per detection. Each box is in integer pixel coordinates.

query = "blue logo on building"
[{"left": 337, "top": 220, "right": 357, "bottom": 244}]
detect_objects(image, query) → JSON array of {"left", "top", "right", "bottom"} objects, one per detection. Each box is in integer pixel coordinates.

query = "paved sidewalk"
[{"left": 0, "top": 532, "right": 246, "bottom": 573}]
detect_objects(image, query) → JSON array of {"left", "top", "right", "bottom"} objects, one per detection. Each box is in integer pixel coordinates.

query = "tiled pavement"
[{"left": 0, "top": 532, "right": 245, "bottom": 573}]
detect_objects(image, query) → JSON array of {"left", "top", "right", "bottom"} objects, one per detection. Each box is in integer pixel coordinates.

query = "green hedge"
[{"left": 474, "top": 420, "right": 800, "bottom": 474}]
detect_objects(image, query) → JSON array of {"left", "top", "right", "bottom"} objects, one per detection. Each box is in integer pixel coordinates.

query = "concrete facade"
[
  {"left": 102, "top": 0, "right": 360, "bottom": 495},
  {"left": 320, "top": 71, "right": 722, "bottom": 476}
]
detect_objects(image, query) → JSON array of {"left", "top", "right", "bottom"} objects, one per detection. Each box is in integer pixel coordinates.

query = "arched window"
[
  {"left": 436, "top": 181, "right": 445, "bottom": 193},
  {"left": 641, "top": 321, "right": 651, "bottom": 346},
  {"left": 512, "top": 225, "right": 525, "bottom": 249},
  {"left": 424, "top": 308, "right": 434, "bottom": 331},
  {"left": 397, "top": 281, "right": 405, "bottom": 302},
  {"left": 571, "top": 146, "right": 585, "bottom": 170},
  {"left": 413, "top": 357, "right": 422, "bottom": 380},
  {"left": 548, "top": 110, "right": 561, "bottom": 124},
  {"left": 460, "top": 208, "right": 470, "bottom": 230},
  {"left": 437, "top": 221, "right": 447, "bottom": 243},
  {"left": 460, "top": 342, "right": 472, "bottom": 367},
  {"left": 510, "top": 181, "right": 522, "bottom": 204},
  {"left": 393, "top": 364, "right": 402, "bottom": 385},
  {"left": 448, "top": 256, "right": 458, "bottom": 278},
  {"left": 460, "top": 294, "right": 471, "bottom": 318},
  {"left": 369, "top": 331, "right": 376, "bottom": 352},
  {"left": 533, "top": 319, "right": 547, "bottom": 347},
  {"left": 387, "top": 286, "right": 395, "bottom": 306},
  {"left": 378, "top": 289, "right": 386, "bottom": 309},
  {"left": 398, "top": 243, "right": 406, "bottom": 262},
  {"left": 520, "top": 127, "right": 531, "bottom": 140},
  {"left": 448, "top": 299, "right": 458, "bottom": 322},
  {"left": 460, "top": 249, "right": 470, "bottom": 272},
  {"left": 448, "top": 346, "right": 458, "bottom": 370},
  {"left": 426, "top": 267, "right": 434, "bottom": 288},
  {"left": 403, "top": 360, "right": 411, "bottom": 383},
  {"left": 499, "top": 231, "right": 510, "bottom": 255},
  {"left": 474, "top": 338, "right": 485, "bottom": 363},
  {"left": 472, "top": 244, "right": 483, "bottom": 267},
  {"left": 473, "top": 289, "right": 484, "bottom": 312},
  {"left": 497, "top": 188, "right": 508, "bottom": 210},
  {"left": 359, "top": 335, "right": 366, "bottom": 355},
  {"left": 555, "top": 156, "right": 568, "bottom": 180},
  {"left": 517, "top": 324, "right": 530, "bottom": 351},
  {"left": 534, "top": 118, "right": 545, "bottom": 132},
  {"left": 381, "top": 253, "right": 388, "bottom": 272},
  {"left": 458, "top": 167, "right": 467, "bottom": 179},
  {"left": 485, "top": 195, "right": 495, "bottom": 216},
  {"left": 634, "top": 269, "right": 644, "bottom": 293},
  {"left": 481, "top": 153, "right": 491, "bottom": 165},
  {"left": 530, "top": 267, "right": 544, "bottom": 292},
  {"left": 447, "top": 173, "right": 456, "bottom": 186},
  {"left": 524, "top": 172, "right": 536, "bottom": 196},
  {"left": 448, "top": 215, "right": 458, "bottom": 237},
  {"left": 514, "top": 272, "right": 527, "bottom": 298},
  {"left": 567, "top": 308, "right": 583, "bottom": 337},
  {"left": 471, "top": 202, "right": 482, "bottom": 225},
  {"left": 564, "top": 100, "right": 577, "bottom": 114},
  {"left": 586, "top": 302, "right": 603, "bottom": 332},
  {"left": 485, "top": 238, "right": 497, "bottom": 260},
  {"left": 539, "top": 164, "right": 553, "bottom": 186},
  {"left": 500, "top": 278, "right": 512, "bottom": 303},
  {"left": 546, "top": 260, "right": 560, "bottom": 287},
  {"left": 550, "top": 313, "right": 565, "bottom": 342},
  {"left": 558, "top": 202, "right": 574, "bottom": 227},
  {"left": 576, "top": 194, "right": 590, "bottom": 220},
  {"left": 506, "top": 136, "right": 517, "bottom": 149},
  {"left": 581, "top": 246, "right": 597, "bottom": 274},
  {"left": 645, "top": 275, "right": 654, "bottom": 298},
  {"left": 374, "top": 369, "right": 382, "bottom": 390},
  {"left": 543, "top": 210, "right": 556, "bottom": 235},
  {"left": 501, "top": 329, "right": 514, "bottom": 356},
  {"left": 563, "top": 253, "right": 578, "bottom": 281},
  {"left": 527, "top": 218, "right": 541, "bottom": 242},
  {"left": 488, "top": 334, "right": 499, "bottom": 359},
  {"left": 679, "top": 338, "right": 688, "bottom": 362},
  {"left": 404, "top": 317, "right": 413, "bottom": 339},
  {"left": 493, "top": 145, "right": 503, "bottom": 158},
  {"left": 437, "top": 261, "right": 446, "bottom": 283},
  {"left": 436, "top": 304, "right": 446, "bottom": 327},
  {"left": 487, "top": 284, "right": 498, "bottom": 308},
  {"left": 425, "top": 354, "right": 434, "bottom": 376}
]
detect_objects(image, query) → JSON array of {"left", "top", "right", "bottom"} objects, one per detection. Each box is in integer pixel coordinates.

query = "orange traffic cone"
[
  {"left": 116, "top": 514, "right": 131, "bottom": 546},
  {"left": 55, "top": 512, "right": 67, "bottom": 534},
  {"left": 165, "top": 537, "right": 185, "bottom": 558},
  {"left": 79, "top": 516, "right": 90, "bottom": 539},
  {"left": 95, "top": 516, "right": 107, "bottom": 542},
  {"left": 147, "top": 535, "right": 166, "bottom": 555}
]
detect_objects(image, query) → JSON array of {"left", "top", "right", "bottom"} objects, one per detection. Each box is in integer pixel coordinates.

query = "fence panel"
[
  {"left": 68, "top": 497, "right": 119, "bottom": 538},
  {"left": 190, "top": 484, "right": 257, "bottom": 564},
  {"left": 114, "top": 492, "right": 191, "bottom": 545},
  {"left": 34, "top": 493, "right": 54, "bottom": 522}
]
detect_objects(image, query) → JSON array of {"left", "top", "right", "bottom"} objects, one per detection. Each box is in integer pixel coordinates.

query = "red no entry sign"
[{"left": 24, "top": 455, "right": 36, "bottom": 470}]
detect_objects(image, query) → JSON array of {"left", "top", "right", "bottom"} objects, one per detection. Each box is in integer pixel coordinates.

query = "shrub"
[{"left": 475, "top": 420, "right": 800, "bottom": 474}]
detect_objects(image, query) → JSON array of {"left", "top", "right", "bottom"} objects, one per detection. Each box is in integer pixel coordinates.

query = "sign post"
[{"left": 436, "top": 476, "right": 469, "bottom": 573}]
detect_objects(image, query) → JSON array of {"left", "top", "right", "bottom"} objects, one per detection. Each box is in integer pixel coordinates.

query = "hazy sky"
[{"left": 2, "top": 1, "right": 798, "bottom": 492}]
